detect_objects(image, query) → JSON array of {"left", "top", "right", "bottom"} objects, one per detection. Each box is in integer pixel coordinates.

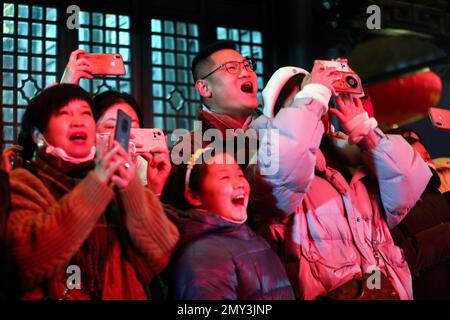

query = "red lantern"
[{"left": 364, "top": 70, "right": 442, "bottom": 127}]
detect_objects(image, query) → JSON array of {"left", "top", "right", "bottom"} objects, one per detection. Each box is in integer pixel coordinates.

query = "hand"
[
  {"left": 329, "top": 94, "right": 377, "bottom": 144},
  {"left": 94, "top": 143, "right": 124, "bottom": 184},
  {"left": 141, "top": 146, "right": 172, "bottom": 195},
  {"left": 329, "top": 94, "right": 366, "bottom": 132},
  {"left": 94, "top": 142, "right": 136, "bottom": 188},
  {"left": 309, "top": 62, "right": 341, "bottom": 95},
  {"left": 60, "top": 49, "right": 94, "bottom": 85},
  {"left": 129, "top": 132, "right": 144, "bottom": 162},
  {"left": 1, "top": 145, "right": 23, "bottom": 172},
  {"left": 110, "top": 142, "right": 137, "bottom": 189}
]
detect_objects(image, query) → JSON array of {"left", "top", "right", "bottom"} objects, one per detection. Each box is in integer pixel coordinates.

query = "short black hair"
[
  {"left": 18, "top": 84, "right": 95, "bottom": 162},
  {"left": 93, "top": 90, "right": 143, "bottom": 127},
  {"left": 191, "top": 40, "right": 237, "bottom": 81},
  {"left": 384, "top": 127, "right": 430, "bottom": 152},
  {"left": 274, "top": 73, "right": 305, "bottom": 116}
]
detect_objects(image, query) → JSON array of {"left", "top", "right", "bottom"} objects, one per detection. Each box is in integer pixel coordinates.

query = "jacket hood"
[
  {"left": 262, "top": 66, "right": 310, "bottom": 118},
  {"left": 164, "top": 205, "right": 253, "bottom": 246}
]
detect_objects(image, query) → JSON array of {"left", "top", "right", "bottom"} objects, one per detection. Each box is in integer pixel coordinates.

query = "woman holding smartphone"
[
  {"left": 61, "top": 49, "right": 172, "bottom": 196},
  {"left": 7, "top": 84, "right": 179, "bottom": 299}
]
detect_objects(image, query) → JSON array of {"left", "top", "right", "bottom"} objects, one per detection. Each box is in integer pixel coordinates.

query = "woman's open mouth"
[{"left": 69, "top": 132, "right": 87, "bottom": 142}]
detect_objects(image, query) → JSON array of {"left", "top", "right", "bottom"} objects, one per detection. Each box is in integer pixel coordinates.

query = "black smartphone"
[
  {"left": 329, "top": 96, "right": 342, "bottom": 132},
  {"left": 114, "top": 109, "right": 132, "bottom": 152}
]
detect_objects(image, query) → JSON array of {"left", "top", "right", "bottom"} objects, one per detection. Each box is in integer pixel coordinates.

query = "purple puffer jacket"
[{"left": 165, "top": 206, "right": 295, "bottom": 300}]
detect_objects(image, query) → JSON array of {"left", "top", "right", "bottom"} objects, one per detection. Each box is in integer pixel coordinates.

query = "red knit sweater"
[{"left": 7, "top": 159, "right": 179, "bottom": 300}]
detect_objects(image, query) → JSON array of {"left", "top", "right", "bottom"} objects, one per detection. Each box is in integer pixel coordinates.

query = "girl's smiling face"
[{"left": 188, "top": 152, "right": 250, "bottom": 224}]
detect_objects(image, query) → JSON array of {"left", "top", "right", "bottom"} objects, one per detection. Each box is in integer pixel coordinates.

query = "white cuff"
[
  {"left": 343, "top": 112, "right": 369, "bottom": 133},
  {"left": 294, "top": 83, "right": 332, "bottom": 114},
  {"left": 347, "top": 114, "right": 378, "bottom": 145}
]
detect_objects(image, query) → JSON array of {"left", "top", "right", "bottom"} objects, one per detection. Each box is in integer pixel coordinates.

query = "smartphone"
[
  {"left": 429, "top": 107, "right": 450, "bottom": 131},
  {"left": 114, "top": 110, "right": 132, "bottom": 152},
  {"left": 78, "top": 53, "right": 126, "bottom": 75},
  {"left": 130, "top": 128, "right": 167, "bottom": 154},
  {"left": 314, "top": 59, "right": 364, "bottom": 97},
  {"left": 329, "top": 96, "right": 343, "bottom": 132}
]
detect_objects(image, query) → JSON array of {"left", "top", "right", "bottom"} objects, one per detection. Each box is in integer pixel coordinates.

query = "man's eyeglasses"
[{"left": 201, "top": 58, "right": 257, "bottom": 80}]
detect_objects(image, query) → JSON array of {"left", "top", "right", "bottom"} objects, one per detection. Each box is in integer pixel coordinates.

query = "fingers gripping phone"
[
  {"left": 114, "top": 110, "right": 132, "bottom": 152},
  {"left": 429, "top": 107, "right": 450, "bottom": 131},
  {"left": 78, "top": 53, "right": 126, "bottom": 75}
]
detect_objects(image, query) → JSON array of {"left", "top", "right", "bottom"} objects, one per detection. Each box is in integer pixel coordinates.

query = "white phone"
[{"left": 130, "top": 128, "right": 167, "bottom": 153}]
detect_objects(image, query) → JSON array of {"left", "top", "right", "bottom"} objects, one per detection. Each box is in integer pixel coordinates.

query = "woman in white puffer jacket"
[{"left": 248, "top": 63, "right": 432, "bottom": 300}]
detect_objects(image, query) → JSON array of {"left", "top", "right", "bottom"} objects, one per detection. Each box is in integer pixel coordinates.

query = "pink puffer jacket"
[{"left": 249, "top": 84, "right": 431, "bottom": 299}]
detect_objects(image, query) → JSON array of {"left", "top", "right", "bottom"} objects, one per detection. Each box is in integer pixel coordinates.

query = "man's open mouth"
[{"left": 240, "top": 82, "right": 254, "bottom": 94}]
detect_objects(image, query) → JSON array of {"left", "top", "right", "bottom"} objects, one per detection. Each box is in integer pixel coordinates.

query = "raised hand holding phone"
[
  {"left": 110, "top": 141, "right": 136, "bottom": 189},
  {"left": 78, "top": 53, "right": 126, "bottom": 75},
  {"left": 94, "top": 143, "right": 123, "bottom": 185},
  {"left": 98, "top": 109, "right": 136, "bottom": 189},
  {"left": 60, "top": 49, "right": 126, "bottom": 85},
  {"left": 60, "top": 49, "right": 94, "bottom": 85},
  {"left": 114, "top": 109, "right": 132, "bottom": 153},
  {"left": 94, "top": 141, "right": 136, "bottom": 189},
  {"left": 330, "top": 94, "right": 378, "bottom": 144}
]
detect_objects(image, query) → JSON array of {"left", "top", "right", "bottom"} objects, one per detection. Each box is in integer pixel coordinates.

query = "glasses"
[{"left": 201, "top": 57, "right": 257, "bottom": 80}]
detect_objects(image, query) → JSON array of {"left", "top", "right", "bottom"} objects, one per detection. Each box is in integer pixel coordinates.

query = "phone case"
[
  {"left": 429, "top": 107, "right": 450, "bottom": 131},
  {"left": 79, "top": 53, "right": 126, "bottom": 75},
  {"left": 130, "top": 128, "right": 167, "bottom": 153},
  {"left": 315, "top": 60, "right": 351, "bottom": 72},
  {"left": 314, "top": 60, "right": 364, "bottom": 97},
  {"left": 114, "top": 110, "right": 132, "bottom": 152}
]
